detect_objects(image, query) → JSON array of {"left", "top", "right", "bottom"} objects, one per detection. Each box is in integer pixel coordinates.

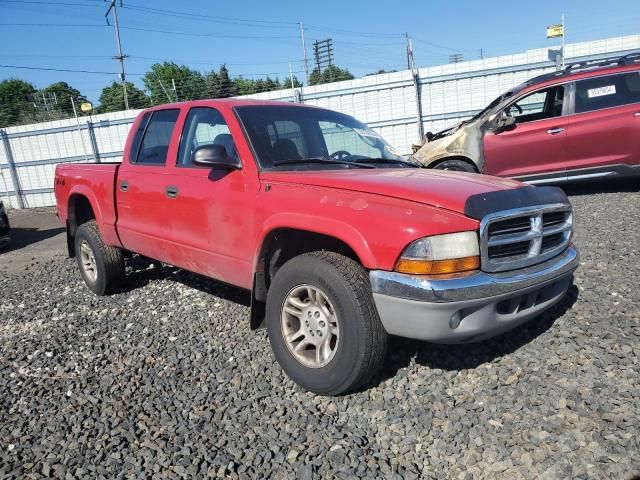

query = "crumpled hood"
[{"left": 260, "top": 168, "right": 523, "bottom": 215}]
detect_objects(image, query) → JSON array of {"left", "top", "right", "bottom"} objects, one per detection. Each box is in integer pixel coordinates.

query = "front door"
[
  {"left": 160, "top": 106, "right": 255, "bottom": 289},
  {"left": 484, "top": 85, "right": 568, "bottom": 181}
]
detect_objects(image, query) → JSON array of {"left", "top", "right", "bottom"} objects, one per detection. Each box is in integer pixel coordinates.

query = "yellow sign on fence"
[
  {"left": 80, "top": 102, "right": 93, "bottom": 113},
  {"left": 547, "top": 24, "right": 564, "bottom": 38}
]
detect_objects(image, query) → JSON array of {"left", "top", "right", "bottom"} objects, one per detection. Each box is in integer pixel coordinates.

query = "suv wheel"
[
  {"left": 266, "top": 251, "right": 388, "bottom": 395},
  {"left": 74, "top": 220, "right": 125, "bottom": 295},
  {"left": 433, "top": 159, "right": 477, "bottom": 172}
]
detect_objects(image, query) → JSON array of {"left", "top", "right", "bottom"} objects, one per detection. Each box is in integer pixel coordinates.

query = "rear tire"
[
  {"left": 266, "top": 251, "right": 388, "bottom": 395},
  {"left": 74, "top": 220, "right": 125, "bottom": 295},
  {"left": 433, "top": 159, "right": 477, "bottom": 173}
]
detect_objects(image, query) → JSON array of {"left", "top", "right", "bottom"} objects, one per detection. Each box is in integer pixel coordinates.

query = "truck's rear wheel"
[
  {"left": 266, "top": 251, "right": 388, "bottom": 395},
  {"left": 74, "top": 220, "right": 125, "bottom": 295}
]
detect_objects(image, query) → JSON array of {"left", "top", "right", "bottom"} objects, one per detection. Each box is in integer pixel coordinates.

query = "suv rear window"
[
  {"left": 575, "top": 72, "right": 640, "bottom": 113},
  {"left": 136, "top": 109, "right": 180, "bottom": 165}
]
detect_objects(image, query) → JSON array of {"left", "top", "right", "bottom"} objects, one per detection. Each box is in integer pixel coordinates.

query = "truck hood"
[{"left": 260, "top": 168, "right": 523, "bottom": 215}]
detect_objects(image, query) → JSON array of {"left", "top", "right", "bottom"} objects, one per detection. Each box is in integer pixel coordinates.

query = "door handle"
[
  {"left": 634, "top": 112, "right": 640, "bottom": 117},
  {"left": 546, "top": 127, "right": 565, "bottom": 135},
  {"left": 119, "top": 181, "right": 128, "bottom": 192},
  {"left": 165, "top": 185, "right": 178, "bottom": 198}
]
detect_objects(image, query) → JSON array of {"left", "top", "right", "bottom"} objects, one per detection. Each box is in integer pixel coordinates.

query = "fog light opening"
[{"left": 449, "top": 311, "right": 462, "bottom": 330}]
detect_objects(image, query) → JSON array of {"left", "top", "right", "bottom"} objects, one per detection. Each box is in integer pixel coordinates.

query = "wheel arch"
[
  {"left": 250, "top": 224, "right": 370, "bottom": 330},
  {"left": 66, "top": 192, "right": 98, "bottom": 257}
]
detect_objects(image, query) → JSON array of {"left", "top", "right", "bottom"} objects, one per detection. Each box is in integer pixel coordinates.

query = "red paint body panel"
[
  {"left": 563, "top": 103, "right": 640, "bottom": 171},
  {"left": 55, "top": 99, "right": 529, "bottom": 291},
  {"left": 484, "top": 117, "right": 568, "bottom": 177}
]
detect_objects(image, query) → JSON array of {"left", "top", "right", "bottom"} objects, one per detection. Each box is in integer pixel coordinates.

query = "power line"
[
  {"left": 0, "top": 64, "right": 123, "bottom": 75},
  {"left": 120, "top": 25, "right": 298, "bottom": 39}
]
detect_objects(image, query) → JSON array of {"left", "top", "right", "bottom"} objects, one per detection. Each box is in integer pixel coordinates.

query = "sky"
[{"left": 1, "top": 0, "right": 639, "bottom": 103}]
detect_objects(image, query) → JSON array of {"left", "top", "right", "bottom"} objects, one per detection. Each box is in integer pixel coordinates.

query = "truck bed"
[{"left": 54, "top": 162, "right": 122, "bottom": 247}]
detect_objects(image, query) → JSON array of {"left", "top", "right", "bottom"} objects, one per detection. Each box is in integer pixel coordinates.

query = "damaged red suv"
[{"left": 413, "top": 52, "right": 640, "bottom": 184}]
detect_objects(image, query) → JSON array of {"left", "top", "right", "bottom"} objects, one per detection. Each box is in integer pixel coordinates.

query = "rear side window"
[
  {"left": 575, "top": 72, "right": 640, "bottom": 114},
  {"left": 129, "top": 112, "right": 151, "bottom": 163},
  {"left": 136, "top": 109, "right": 180, "bottom": 165}
]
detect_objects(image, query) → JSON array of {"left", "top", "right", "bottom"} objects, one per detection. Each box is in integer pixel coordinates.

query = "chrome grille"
[{"left": 479, "top": 204, "right": 572, "bottom": 272}]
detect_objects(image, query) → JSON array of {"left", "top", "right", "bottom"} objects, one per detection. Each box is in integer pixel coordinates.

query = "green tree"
[
  {"left": 283, "top": 75, "right": 302, "bottom": 89},
  {"left": 364, "top": 69, "right": 398, "bottom": 76},
  {"left": 142, "top": 62, "right": 205, "bottom": 104},
  {"left": 309, "top": 65, "right": 354, "bottom": 86},
  {"left": 217, "top": 64, "right": 236, "bottom": 98},
  {"left": 0, "top": 78, "right": 37, "bottom": 128},
  {"left": 96, "top": 81, "right": 149, "bottom": 113},
  {"left": 233, "top": 77, "right": 257, "bottom": 96}
]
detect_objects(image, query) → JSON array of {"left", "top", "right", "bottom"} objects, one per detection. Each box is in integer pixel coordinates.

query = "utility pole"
[
  {"left": 561, "top": 13, "right": 566, "bottom": 69},
  {"left": 406, "top": 34, "right": 424, "bottom": 141},
  {"left": 105, "top": 0, "right": 129, "bottom": 110},
  {"left": 299, "top": 22, "right": 310, "bottom": 86}
]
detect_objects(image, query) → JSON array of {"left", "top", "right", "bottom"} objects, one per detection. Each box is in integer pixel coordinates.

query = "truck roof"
[{"left": 140, "top": 98, "right": 315, "bottom": 114}]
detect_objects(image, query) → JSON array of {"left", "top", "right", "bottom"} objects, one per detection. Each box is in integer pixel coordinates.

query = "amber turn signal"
[{"left": 395, "top": 255, "right": 480, "bottom": 275}]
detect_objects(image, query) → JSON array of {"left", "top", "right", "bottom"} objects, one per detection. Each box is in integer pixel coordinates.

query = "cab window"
[
  {"left": 177, "top": 107, "right": 238, "bottom": 167},
  {"left": 575, "top": 72, "right": 640, "bottom": 113},
  {"left": 505, "top": 85, "right": 565, "bottom": 123},
  {"left": 136, "top": 109, "right": 180, "bottom": 165}
]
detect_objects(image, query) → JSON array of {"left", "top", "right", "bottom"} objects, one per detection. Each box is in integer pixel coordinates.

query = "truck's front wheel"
[
  {"left": 266, "top": 252, "right": 388, "bottom": 395},
  {"left": 74, "top": 220, "right": 125, "bottom": 295}
]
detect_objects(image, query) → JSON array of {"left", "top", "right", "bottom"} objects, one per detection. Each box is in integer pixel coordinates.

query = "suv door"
[
  {"left": 116, "top": 108, "right": 181, "bottom": 261},
  {"left": 483, "top": 85, "right": 568, "bottom": 181},
  {"left": 563, "top": 70, "right": 640, "bottom": 178}
]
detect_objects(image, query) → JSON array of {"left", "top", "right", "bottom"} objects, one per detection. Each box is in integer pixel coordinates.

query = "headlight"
[{"left": 395, "top": 231, "right": 480, "bottom": 275}]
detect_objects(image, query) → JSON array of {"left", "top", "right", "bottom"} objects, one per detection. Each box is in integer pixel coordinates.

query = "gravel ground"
[{"left": 1, "top": 181, "right": 639, "bottom": 479}]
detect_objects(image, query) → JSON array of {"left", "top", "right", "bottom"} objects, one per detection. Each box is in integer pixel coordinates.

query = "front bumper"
[{"left": 370, "top": 246, "right": 579, "bottom": 343}]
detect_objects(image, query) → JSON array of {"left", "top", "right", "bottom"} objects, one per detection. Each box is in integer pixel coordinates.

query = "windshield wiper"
[
  {"left": 354, "top": 158, "right": 419, "bottom": 167},
  {"left": 273, "top": 156, "right": 375, "bottom": 168}
]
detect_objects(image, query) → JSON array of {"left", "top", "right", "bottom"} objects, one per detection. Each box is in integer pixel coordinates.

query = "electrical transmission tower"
[
  {"left": 449, "top": 53, "right": 464, "bottom": 64},
  {"left": 29, "top": 91, "right": 58, "bottom": 118},
  {"left": 313, "top": 38, "right": 334, "bottom": 79}
]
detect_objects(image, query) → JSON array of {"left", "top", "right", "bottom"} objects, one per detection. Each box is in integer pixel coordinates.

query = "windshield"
[
  {"left": 235, "top": 105, "right": 412, "bottom": 170},
  {"left": 467, "top": 85, "right": 526, "bottom": 122}
]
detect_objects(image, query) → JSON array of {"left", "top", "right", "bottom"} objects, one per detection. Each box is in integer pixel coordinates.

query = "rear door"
[
  {"left": 483, "top": 84, "right": 568, "bottom": 181},
  {"left": 563, "top": 70, "right": 640, "bottom": 177},
  {"left": 116, "top": 108, "right": 181, "bottom": 261}
]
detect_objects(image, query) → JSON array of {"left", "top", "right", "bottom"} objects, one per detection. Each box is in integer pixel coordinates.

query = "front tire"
[
  {"left": 74, "top": 220, "right": 125, "bottom": 295},
  {"left": 266, "top": 251, "right": 388, "bottom": 395}
]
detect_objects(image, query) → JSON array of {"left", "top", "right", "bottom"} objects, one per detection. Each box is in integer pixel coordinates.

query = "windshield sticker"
[
  {"left": 587, "top": 85, "right": 616, "bottom": 98},
  {"left": 354, "top": 127, "right": 382, "bottom": 139}
]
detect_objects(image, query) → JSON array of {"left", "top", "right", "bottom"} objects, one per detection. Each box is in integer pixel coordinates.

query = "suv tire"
[{"left": 433, "top": 159, "right": 477, "bottom": 173}]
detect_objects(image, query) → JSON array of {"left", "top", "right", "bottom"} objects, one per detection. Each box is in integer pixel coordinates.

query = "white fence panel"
[{"left": 1, "top": 35, "right": 639, "bottom": 208}]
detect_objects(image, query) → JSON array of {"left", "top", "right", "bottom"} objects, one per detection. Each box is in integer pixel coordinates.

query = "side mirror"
[
  {"left": 192, "top": 144, "right": 242, "bottom": 170},
  {"left": 492, "top": 112, "right": 517, "bottom": 133}
]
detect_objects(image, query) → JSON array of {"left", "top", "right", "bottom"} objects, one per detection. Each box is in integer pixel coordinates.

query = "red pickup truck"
[{"left": 55, "top": 99, "right": 579, "bottom": 394}]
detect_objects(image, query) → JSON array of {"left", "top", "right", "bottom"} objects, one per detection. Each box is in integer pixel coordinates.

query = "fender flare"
[{"left": 254, "top": 212, "right": 376, "bottom": 272}]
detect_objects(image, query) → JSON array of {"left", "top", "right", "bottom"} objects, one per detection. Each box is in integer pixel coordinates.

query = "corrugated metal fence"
[{"left": 1, "top": 34, "right": 639, "bottom": 209}]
